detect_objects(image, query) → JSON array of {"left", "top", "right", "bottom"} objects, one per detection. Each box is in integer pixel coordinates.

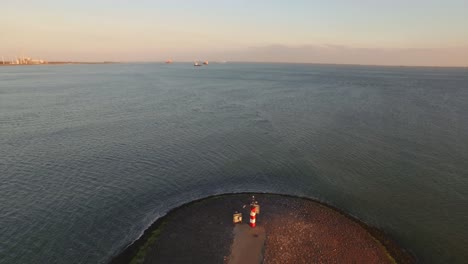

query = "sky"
[{"left": 2, "top": 0, "right": 468, "bottom": 66}]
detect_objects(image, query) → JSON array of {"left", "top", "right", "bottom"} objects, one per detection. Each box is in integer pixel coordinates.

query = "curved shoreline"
[{"left": 109, "top": 192, "right": 415, "bottom": 263}]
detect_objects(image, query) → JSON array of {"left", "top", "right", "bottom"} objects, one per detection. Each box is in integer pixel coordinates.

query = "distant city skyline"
[{"left": 2, "top": 0, "right": 468, "bottom": 66}]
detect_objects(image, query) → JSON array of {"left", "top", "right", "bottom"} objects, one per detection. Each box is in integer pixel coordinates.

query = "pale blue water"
[{"left": 1, "top": 63, "right": 467, "bottom": 263}]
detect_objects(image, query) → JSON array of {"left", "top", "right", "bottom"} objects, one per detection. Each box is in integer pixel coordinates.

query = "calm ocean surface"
[{"left": 1, "top": 63, "right": 467, "bottom": 263}]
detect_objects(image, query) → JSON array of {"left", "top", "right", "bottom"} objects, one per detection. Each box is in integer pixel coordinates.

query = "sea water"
[{"left": 1, "top": 63, "right": 467, "bottom": 263}]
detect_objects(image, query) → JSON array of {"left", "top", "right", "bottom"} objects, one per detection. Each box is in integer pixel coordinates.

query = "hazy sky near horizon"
[{"left": 2, "top": 0, "right": 468, "bottom": 66}]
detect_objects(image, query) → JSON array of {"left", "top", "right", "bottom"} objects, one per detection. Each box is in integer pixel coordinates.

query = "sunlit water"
[{"left": 1, "top": 63, "right": 467, "bottom": 263}]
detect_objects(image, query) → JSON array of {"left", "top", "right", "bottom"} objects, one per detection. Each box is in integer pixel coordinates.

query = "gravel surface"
[{"left": 260, "top": 196, "right": 392, "bottom": 263}]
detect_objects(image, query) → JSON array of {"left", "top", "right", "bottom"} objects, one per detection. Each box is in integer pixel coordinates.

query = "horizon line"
[
  {"left": 2, "top": 59, "right": 467, "bottom": 68},
  {"left": 25, "top": 60, "right": 468, "bottom": 68}
]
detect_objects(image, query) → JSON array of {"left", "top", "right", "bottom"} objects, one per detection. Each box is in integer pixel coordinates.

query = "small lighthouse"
[
  {"left": 249, "top": 204, "right": 256, "bottom": 228},
  {"left": 249, "top": 196, "right": 260, "bottom": 228}
]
